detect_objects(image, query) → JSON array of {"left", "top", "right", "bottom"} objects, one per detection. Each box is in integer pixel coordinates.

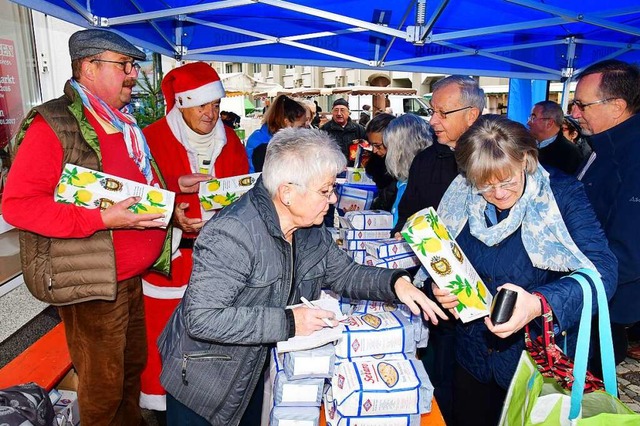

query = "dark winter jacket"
[
  {"left": 581, "top": 113, "right": 640, "bottom": 324},
  {"left": 320, "top": 118, "right": 366, "bottom": 165},
  {"left": 538, "top": 132, "right": 584, "bottom": 175},
  {"left": 158, "top": 178, "right": 406, "bottom": 425},
  {"left": 393, "top": 142, "right": 459, "bottom": 234},
  {"left": 454, "top": 170, "right": 617, "bottom": 389}
]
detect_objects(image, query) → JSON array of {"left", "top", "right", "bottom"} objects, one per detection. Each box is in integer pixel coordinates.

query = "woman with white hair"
[
  {"left": 383, "top": 114, "right": 433, "bottom": 226},
  {"left": 158, "top": 127, "right": 446, "bottom": 425}
]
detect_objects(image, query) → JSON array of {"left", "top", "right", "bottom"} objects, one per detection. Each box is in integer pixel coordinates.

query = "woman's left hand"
[
  {"left": 394, "top": 277, "right": 447, "bottom": 324},
  {"left": 484, "top": 283, "right": 542, "bottom": 338}
]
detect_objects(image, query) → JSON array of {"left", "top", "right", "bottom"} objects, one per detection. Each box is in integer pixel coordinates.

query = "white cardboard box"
[
  {"left": 364, "top": 238, "right": 413, "bottom": 259},
  {"left": 342, "top": 210, "right": 393, "bottom": 230},
  {"left": 54, "top": 389, "right": 79, "bottom": 426},
  {"left": 337, "top": 185, "right": 375, "bottom": 211},
  {"left": 332, "top": 359, "right": 433, "bottom": 417},
  {"left": 346, "top": 167, "right": 376, "bottom": 186}
]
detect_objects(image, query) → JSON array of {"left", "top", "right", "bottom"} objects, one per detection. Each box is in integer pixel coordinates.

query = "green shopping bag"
[{"left": 499, "top": 269, "right": 640, "bottom": 425}]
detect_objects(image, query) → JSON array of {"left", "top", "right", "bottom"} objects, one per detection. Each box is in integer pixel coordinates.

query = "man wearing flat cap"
[
  {"left": 321, "top": 97, "right": 366, "bottom": 166},
  {"left": 2, "top": 28, "right": 171, "bottom": 425},
  {"left": 139, "top": 61, "right": 249, "bottom": 416}
]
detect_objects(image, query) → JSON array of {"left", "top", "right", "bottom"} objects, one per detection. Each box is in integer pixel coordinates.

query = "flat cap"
[
  {"left": 69, "top": 29, "right": 146, "bottom": 61},
  {"left": 332, "top": 98, "right": 349, "bottom": 109}
]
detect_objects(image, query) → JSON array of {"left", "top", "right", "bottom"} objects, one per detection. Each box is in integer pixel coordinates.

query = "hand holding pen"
[{"left": 291, "top": 297, "right": 338, "bottom": 336}]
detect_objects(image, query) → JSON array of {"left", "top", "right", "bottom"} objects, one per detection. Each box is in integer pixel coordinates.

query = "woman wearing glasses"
[
  {"left": 432, "top": 115, "right": 616, "bottom": 426},
  {"left": 157, "top": 127, "right": 447, "bottom": 425}
]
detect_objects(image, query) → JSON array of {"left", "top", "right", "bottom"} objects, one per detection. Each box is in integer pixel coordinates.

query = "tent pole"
[{"left": 560, "top": 37, "right": 576, "bottom": 113}]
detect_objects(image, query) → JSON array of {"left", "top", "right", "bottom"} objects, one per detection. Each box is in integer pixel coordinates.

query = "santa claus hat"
[{"left": 162, "top": 62, "right": 225, "bottom": 112}]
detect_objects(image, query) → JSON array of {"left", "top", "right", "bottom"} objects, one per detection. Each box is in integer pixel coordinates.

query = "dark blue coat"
[
  {"left": 581, "top": 113, "right": 640, "bottom": 325},
  {"left": 454, "top": 169, "right": 617, "bottom": 389}
]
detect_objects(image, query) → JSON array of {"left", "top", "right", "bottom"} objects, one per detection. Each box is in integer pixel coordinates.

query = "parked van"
[
  {"left": 346, "top": 94, "right": 431, "bottom": 121},
  {"left": 387, "top": 95, "right": 431, "bottom": 119}
]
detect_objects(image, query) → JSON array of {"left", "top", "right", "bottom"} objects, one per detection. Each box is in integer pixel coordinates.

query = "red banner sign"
[{"left": 0, "top": 39, "right": 24, "bottom": 150}]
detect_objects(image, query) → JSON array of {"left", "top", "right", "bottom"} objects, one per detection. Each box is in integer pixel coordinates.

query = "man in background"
[
  {"left": 528, "top": 100, "right": 583, "bottom": 174},
  {"left": 394, "top": 75, "right": 485, "bottom": 425},
  {"left": 359, "top": 104, "right": 372, "bottom": 127},
  {"left": 573, "top": 59, "right": 640, "bottom": 369},
  {"left": 321, "top": 98, "right": 366, "bottom": 166}
]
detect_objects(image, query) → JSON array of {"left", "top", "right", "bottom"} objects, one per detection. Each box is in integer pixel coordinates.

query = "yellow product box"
[
  {"left": 401, "top": 207, "right": 492, "bottom": 323},
  {"left": 198, "top": 172, "right": 261, "bottom": 210},
  {"left": 54, "top": 164, "right": 175, "bottom": 226}
]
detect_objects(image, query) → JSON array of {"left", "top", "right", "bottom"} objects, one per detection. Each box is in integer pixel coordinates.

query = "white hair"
[
  {"left": 262, "top": 127, "right": 346, "bottom": 196},
  {"left": 383, "top": 114, "right": 432, "bottom": 181}
]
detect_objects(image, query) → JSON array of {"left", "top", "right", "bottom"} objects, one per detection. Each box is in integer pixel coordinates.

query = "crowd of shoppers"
[{"left": 2, "top": 25, "right": 638, "bottom": 426}]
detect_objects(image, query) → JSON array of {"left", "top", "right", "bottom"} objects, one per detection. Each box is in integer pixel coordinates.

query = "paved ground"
[{"left": 617, "top": 355, "right": 640, "bottom": 413}]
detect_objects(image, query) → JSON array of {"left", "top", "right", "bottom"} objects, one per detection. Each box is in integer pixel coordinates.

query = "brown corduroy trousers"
[{"left": 58, "top": 276, "right": 147, "bottom": 426}]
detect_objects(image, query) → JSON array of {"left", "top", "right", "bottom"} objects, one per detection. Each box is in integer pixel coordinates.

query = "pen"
[{"left": 300, "top": 297, "right": 334, "bottom": 327}]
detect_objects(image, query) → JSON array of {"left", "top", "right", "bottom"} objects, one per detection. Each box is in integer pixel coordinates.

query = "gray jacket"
[{"left": 158, "top": 179, "right": 405, "bottom": 425}]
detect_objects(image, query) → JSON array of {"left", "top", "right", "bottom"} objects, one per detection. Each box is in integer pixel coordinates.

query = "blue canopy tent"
[{"left": 10, "top": 0, "right": 640, "bottom": 110}]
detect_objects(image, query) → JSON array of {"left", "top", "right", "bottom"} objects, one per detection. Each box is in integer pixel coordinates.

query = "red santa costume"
[{"left": 140, "top": 62, "right": 249, "bottom": 410}]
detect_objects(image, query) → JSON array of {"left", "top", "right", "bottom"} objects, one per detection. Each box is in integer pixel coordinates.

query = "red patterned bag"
[{"left": 524, "top": 292, "right": 604, "bottom": 392}]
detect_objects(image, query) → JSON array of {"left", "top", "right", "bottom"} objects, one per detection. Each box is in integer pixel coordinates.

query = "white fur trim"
[
  {"left": 171, "top": 227, "right": 183, "bottom": 256},
  {"left": 141, "top": 280, "right": 187, "bottom": 299},
  {"left": 165, "top": 107, "right": 227, "bottom": 176},
  {"left": 175, "top": 81, "right": 225, "bottom": 109},
  {"left": 139, "top": 392, "right": 166, "bottom": 411}
]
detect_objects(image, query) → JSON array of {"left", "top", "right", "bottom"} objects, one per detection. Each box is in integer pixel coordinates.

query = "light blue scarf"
[{"left": 437, "top": 165, "right": 595, "bottom": 273}]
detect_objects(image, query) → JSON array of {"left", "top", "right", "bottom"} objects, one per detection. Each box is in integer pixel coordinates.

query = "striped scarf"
[{"left": 70, "top": 79, "right": 154, "bottom": 184}]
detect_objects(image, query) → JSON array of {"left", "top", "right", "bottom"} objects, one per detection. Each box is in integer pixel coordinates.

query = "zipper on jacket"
[
  {"left": 285, "top": 242, "right": 294, "bottom": 305},
  {"left": 181, "top": 353, "right": 231, "bottom": 386}
]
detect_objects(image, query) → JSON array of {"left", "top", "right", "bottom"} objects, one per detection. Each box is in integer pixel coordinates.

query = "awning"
[
  {"left": 16, "top": 0, "right": 640, "bottom": 81},
  {"left": 244, "top": 98, "right": 256, "bottom": 114}
]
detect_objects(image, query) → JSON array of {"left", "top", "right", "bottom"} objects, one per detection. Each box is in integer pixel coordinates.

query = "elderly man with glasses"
[
  {"left": 391, "top": 75, "right": 484, "bottom": 425},
  {"left": 139, "top": 61, "right": 249, "bottom": 420},
  {"left": 2, "top": 29, "right": 171, "bottom": 425},
  {"left": 527, "top": 100, "right": 583, "bottom": 175},
  {"left": 573, "top": 59, "right": 640, "bottom": 371}
]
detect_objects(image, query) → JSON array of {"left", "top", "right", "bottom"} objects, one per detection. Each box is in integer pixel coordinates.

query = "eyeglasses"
[
  {"left": 571, "top": 98, "right": 616, "bottom": 112},
  {"left": 426, "top": 105, "right": 473, "bottom": 120},
  {"left": 370, "top": 141, "right": 385, "bottom": 150},
  {"left": 289, "top": 182, "right": 338, "bottom": 200},
  {"left": 528, "top": 114, "right": 552, "bottom": 122},
  {"left": 90, "top": 59, "right": 141, "bottom": 75},
  {"left": 474, "top": 171, "right": 524, "bottom": 196}
]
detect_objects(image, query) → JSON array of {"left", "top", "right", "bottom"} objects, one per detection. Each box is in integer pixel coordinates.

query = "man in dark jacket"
[
  {"left": 321, "top": 98, "right": 366, "bottom": 166},
  {"left": 528, "top": 100, "right": 583, "bottom": 175},
  {"left": 392, "top": 75, "right": 484, "bottom": 425},
  {"left": 573, "top": 59, "right": 640, "bottom": 368}
]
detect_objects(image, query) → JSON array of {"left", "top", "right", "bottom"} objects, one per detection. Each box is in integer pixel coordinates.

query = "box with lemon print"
[
  {"left": 346, "top": 167, "right": 376, "bottom": 186},
  {"left": 401, "top": 207, "right": 492, "bottom": 323},
  {"left": 55, "top": 164, "right": 175, "bottom": 226},
  {"left": 199, "top": 173, "right": 261, "bottom": 211}
]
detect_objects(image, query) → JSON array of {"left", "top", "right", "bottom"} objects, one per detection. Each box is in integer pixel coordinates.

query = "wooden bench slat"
[{"left": 0, "top": 323, "right": 71, "bottom": 391}]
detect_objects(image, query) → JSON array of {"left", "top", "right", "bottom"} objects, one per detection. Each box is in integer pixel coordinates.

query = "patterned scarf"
[
  {"left": 70, "top": 79, "right": 154, "bottom": 184},
  {"left": 437, "top": 165, "right": 596, "bottom": 273}
]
